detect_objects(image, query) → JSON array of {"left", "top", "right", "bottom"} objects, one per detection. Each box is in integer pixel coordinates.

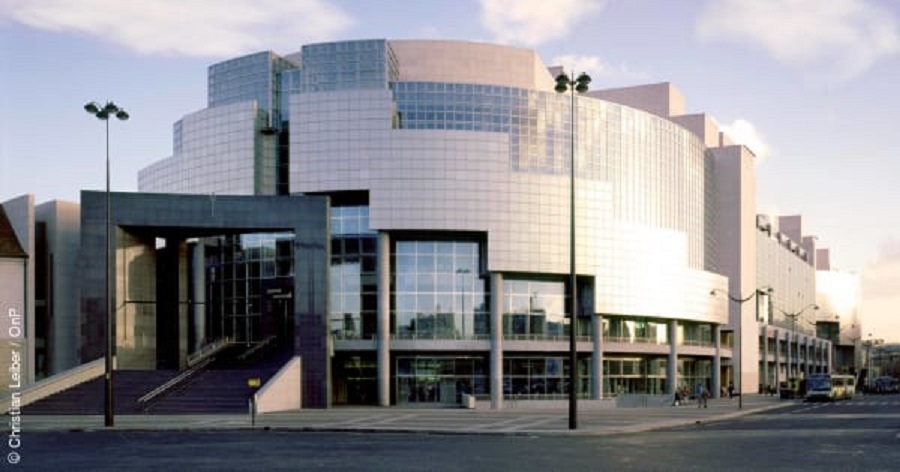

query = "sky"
[{"left": 1, "top": 0, "right": 898, "bottom": 341}]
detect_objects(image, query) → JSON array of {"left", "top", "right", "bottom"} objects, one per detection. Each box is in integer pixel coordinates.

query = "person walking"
[
  {"left": 695, "top": 382, "right": 708, "bottom": 408},
  {"left": 728, "top": 381, "right": 734, "bottom": 399}
]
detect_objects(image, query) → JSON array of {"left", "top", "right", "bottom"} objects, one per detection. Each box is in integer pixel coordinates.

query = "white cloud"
[
  {"left": 0, "top": 0, "right": 354, "bottom": 57},
  {"left": 696, "top": 0, "right": 900, "bottom": 82},
  {"left": 721, "top": 119, "right": 771, "bottom": 161},
  {"left": 551, "top": 54, "right": 649, "bottom": 85},
  {"left": 480, "top": 0, "right": 607, "bottom": 47},
  {"left": 861, "top": 239, "right": 900, "bottom": 342}
]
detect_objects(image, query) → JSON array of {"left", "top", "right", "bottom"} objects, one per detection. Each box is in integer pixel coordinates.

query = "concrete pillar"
[
  {"left": 786, "top": 330, "right": 793, "bottom": 379},
  {"left": 376, "top": 232, "right": 391, "bottom": 407},
  {"left": 761, "top": 327, "right": 769, "bottom": 392},
  {"left": 826, "top": 340, "right": 833, "bottom": 373},
  {"left": 667, "top": 319, "right": 678, "bottom": 394},
  {"left": 804, "top": 338, "right": 811, "bottom": 377},
  {"left": 490, "top": 272, "right": 504, "bottom": 409},
  {"left": 190, "top": 241, "right": 206, "bottom": 351},
  {"left": 712, "top": 325, "right": 721, "bottom": 398},
  {"left": 592, "top": 314, "right": 602, "bottom": 399},
  {"left": 774, "top": 329, "right": 781, "bottom": 394}
]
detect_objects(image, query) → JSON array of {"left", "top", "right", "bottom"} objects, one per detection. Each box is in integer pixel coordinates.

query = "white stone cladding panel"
[
  {"left": 138, "top": 101, "right": 258, "bottom": 195},
  {"left": 291, "top": 89, "right": 727, "bottom": 325}
]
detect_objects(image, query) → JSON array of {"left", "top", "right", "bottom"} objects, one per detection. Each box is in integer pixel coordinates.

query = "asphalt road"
[{"left": 11, "top": 396, "right": 900, "bottom": 472}]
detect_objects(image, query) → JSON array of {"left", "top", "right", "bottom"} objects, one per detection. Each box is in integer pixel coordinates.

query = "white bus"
[{"left": 805, "top": 373, "right": 855, "bottom": 402}]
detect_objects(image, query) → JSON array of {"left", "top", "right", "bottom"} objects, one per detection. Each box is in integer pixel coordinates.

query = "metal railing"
[
  {"left": 186, "top": 337, "right": 231, "bottom": 367},
  {"left": 237, "top": 335, "right": 278, "bottom": 362},
  {"left": 137, "top": 357, "right": 213, "bottom": 406}
]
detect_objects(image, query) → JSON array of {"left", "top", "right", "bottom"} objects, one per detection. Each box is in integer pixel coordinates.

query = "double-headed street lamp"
[
  {"left": 555, "top": 71, "right": 590, "bottom": 430},
  {"left": 711, "top": 286, "right": 773, "bottom": 409},
  {"left": 84, "top": 101, "right": 129, "bottom": 427}
]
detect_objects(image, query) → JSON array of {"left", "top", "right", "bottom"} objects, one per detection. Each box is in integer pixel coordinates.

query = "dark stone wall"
[{"left": 80, "top": 192, "right": 331, "bottom": 407}]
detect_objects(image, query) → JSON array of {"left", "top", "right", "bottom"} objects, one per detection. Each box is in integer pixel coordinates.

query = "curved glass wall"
[
  {"left": 679, "top": 321, "right": 714, "bottom": 347},
  {"left": 391, "top": 81, "right": 708, "bottom": 269},
  {"left": 392, "top": 240, "right": 487, "bottom": 339},
  {"left": 603, "top": 316, "right": 669, "bottom": 345},
  {"left": 678, "top": 358, "right": 712, "bottom": 394},
  {"left": 397, "top": 356, "right": 486, "bottom": 405},
  {"left": 504, "top": 357, "right": 591, "bottom": 399},
  {"left": 604, "top": 357, "right": 668, "bottom": 396}
]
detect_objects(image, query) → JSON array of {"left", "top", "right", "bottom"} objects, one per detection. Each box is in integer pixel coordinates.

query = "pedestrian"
[
  {"left": 728, "top": 381, "right": 734, "bottom": 399},
  {"left": 695, "top": 383, "right": 708, "bottom": 408}
]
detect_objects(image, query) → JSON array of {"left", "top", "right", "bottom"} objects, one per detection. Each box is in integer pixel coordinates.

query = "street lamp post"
[
  {"left": 84, "top": 101, "right": 129, "bottom": 427},
  {"left": 711, "top": 287, "right": 773, "bottom": 409},
  {"left": 555, "top": 70, "right": 590, "bottom": 430}
]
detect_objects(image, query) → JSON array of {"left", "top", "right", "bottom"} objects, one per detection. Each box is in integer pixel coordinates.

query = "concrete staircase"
[
  {"left": 143, "top": 343, "right": 290, "bottom": 414},
  {"left": 23, "top": 370, "right": 179, "bottom": 415},
  {"left": 23, "top": 342, "right": 292, "bottom": 415}
]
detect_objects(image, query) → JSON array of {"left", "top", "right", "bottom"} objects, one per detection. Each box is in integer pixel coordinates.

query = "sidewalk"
[{"left": 18, "top": 395, "right": 787, "bottom": 436}]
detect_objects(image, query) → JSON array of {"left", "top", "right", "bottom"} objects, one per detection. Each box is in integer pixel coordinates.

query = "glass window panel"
[
  {"left": 417, "top": 274, "right": 435, "bottom": 292},
  {"left": 396, "top": 255, "right": 415, "bottom": 273},
  {"left": 416, "top": 255, "right": 435, "bottom": 272},
  {"left": 435, "top": 293, "right": 453, "bottom": 313},
  {"left": 436, "top": 255, "right": 454, "bottom": 273},
  {"left": 416, "top": 293, "right": 435, "bottom": 311}
]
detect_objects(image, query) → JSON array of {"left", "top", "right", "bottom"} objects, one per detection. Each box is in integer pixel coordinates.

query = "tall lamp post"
[
  {"left": 84, "top": 101, "right": 129, "bottom": 427},
  {"left": 555, "top": 71, "right": 590, "bottom": 430},
  {"left": 711, "top": 287, "right": 773, "bottom": 409},
  {"left": 778, "top": 303, "right": 819, "bottom": 379}
]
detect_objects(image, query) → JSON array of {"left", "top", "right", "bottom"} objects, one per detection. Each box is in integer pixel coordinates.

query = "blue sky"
[{"left": 1, "top": 0, "right": 898, "bottom": 340}]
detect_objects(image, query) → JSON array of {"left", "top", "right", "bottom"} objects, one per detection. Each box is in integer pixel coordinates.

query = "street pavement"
[{"left": 19, "top": 394, "right": 786, "bottom": 436}]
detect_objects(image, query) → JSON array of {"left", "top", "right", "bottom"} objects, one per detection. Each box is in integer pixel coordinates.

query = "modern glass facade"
[
  {"left": 136, "top": 38, "right": 837, "bottom": 408},
  {"left": 393, "top": 240, "right": 486, "bottom": 340},
  {"left": 330, "top": 205, "right": 377, "bottom": 340},
  {"left": 205, "top": 232, "right": 295, "bottom": 345}
]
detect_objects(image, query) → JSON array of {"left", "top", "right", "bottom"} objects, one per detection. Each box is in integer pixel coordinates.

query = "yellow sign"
[{"left": 247, "top": 377, "right": 261, "bottom": 388}]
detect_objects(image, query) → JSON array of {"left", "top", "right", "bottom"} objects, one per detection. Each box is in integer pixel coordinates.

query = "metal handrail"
[
  {"left": 237, "top": 335, "right": 278, "bottom": 362},
  {"left": 137, "top": 357, "right": 213, "bottom": 405},
  {"left": 186, "top": 337, "right": 232, "bottom": 367}
]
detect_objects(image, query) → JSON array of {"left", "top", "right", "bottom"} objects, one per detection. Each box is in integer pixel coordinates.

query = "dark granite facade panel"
[{"left": 80, "top": 191, "right": 331, "bottom": 407}]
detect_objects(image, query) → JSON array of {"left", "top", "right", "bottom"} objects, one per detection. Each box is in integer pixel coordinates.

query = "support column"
[
  {"left": 804, "top": 338, "right": 811, "bottom": 377},
  {"left": 787, "top": 330, "right": 793, "bottom": 379},
  {"left": 712, "top": 325, "right": 722, "bottom": 398},
  {"left": 667, "top": 319, "right": 678, "bottom": 394},
  {"left": 190, "top": 241, "right": 206, "bottom": 352},
  {"left": 490, "top": 272, "right": 504, "bottom": 409},
  {"left": 592, "top": 314, "right": 602, "bottom": 399},
  {"left": 712, "top": 325, "right": 721, "bottom": 398},
  {"left": 761, "top": 328, "right": 769, "bottom": 392},
  {"left": 826, "top": 340, "right": 833, "bottom": 373},
  {"left": 774, "top": 329, "right": 781, "bottom": 394},
  {"left": 376, "top": 232, "right": 390, "bottom": 407}
]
